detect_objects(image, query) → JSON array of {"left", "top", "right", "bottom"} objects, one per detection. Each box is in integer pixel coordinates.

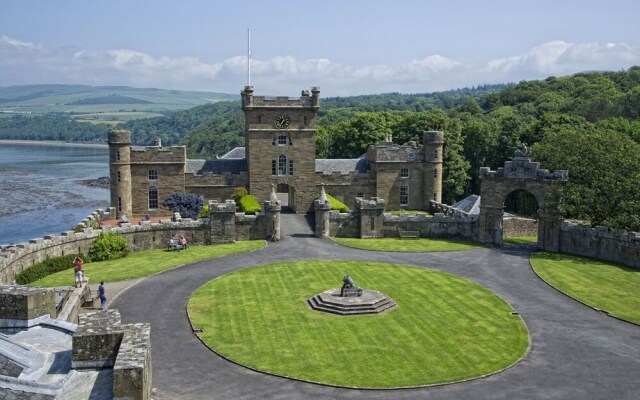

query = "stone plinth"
[
  {"left": 113, "top": 323, "right": 152, "bottom": 400},
  {"left": 0, "top": 285, "right": 56, "bottom": 330},
  {"left": 306, "top": 289, "right": 397, "bottom": 316},
  {"left": 72, "top": 310, "right": 124, "bottom": 369}
]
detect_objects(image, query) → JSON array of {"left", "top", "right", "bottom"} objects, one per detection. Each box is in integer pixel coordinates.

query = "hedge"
[
  {"left": 239, "top": 195, "right": 261, "bottom": 215},
  {"left": 16, "top": 253, "right": 85, "bottom": 285},
  {"left": 327, "top": 194, "right": 349, "bottom": 212}
]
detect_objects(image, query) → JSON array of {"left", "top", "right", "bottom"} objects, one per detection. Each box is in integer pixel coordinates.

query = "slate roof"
[
  {"left": 451, "top": 194, "right": 481, "bottom": 214},
  {"left": 220, "top": 147, "right": 246, "bottom": 159},
  {"left": 186, "top": 159, "right": 247, "bottom": 175},
  {"left": 315, "top": 158, "right": 370, "bottom": 175}
]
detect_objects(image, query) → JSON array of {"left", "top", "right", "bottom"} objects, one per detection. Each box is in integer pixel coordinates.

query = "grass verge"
[
  {"left": 189, "top": 261, "right": 528, "bottom": 388},
  {"left": 503, "top": 236, "right": 537, "bottom": 245},
  {"left": 531, "top": 252, "right": 640, "bottom": 325},
  {"left": 31, "top": 241, "right": 266, "bottom": 287},
  {"left": 333, "top": 237, "right": 482, "bottom": 252}
]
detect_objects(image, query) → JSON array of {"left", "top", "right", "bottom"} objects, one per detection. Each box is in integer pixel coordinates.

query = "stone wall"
[
  {"left": 503, "top": 216, "right": 538, "bottom": 237},
  {"left": 556, "top": 221, "right": 640, "bottom": 268},
  {"left": 0, "top": 203, "right": 278, "bottom": 284}
]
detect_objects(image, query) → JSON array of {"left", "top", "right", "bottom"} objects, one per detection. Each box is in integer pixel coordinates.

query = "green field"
[
  {"left": 189, "top": 261, "right": 529, "bottom": 388},
  {"left": 531, "top": 252, "right": 640, "bottom": 324},
  {"left": 502, "top": 236, "right": 537, "bottom": 245},
  {"left": 333, "top": 237, "right": 482, "bottom": 252},
  {"left": 30, "top": 241, "right": 265, "bottom": 287}
]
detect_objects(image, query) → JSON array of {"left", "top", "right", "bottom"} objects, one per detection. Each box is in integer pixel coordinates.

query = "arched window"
[
  {"left": 148, "top": 187, "right": 158, "bottom": 210},
  {"left": 278, "top": 155, "right": 287, "bottom": 176}
]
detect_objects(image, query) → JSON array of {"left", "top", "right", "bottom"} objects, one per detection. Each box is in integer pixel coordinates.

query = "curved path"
[{"left": 113, "top": 214, "right": 640, "bottom": 400}]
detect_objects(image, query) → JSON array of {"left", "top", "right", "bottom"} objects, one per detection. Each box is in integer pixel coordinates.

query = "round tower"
[
  {"left": 108, "top": 129, "right": 132, "bottom": 218},
  {"left": 423, "top": 131, "right": 445, "bottom": 204}
]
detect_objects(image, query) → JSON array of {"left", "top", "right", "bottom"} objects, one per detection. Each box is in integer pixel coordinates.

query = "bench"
[
  {"left": 398, "top": 230, "right": 420, "bottom": 239},
  {"left": 167, "top": 244, "right": 183, "bottom": 251}
]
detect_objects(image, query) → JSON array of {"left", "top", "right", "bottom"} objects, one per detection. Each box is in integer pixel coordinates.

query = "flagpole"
[{"left": 247, "top": 28, "right": 251, "bottom": 86}]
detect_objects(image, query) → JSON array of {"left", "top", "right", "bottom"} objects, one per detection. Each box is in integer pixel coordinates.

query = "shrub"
[
  {"left": 88, "top": 232, "right": 129, "bottom": 262},
  {"left": 162, "top": 192, "right": 204, "bottom": 220},
  {"left": 238, "top": 195, "right": 261, "bottom": 214},
  {"left": 198, "top": 203, "right": 210, "bottom": 218},
  {"left": 16, "top": 254, "right": 85, "bottom": 285},
  {"left": 327, "top": 194, "right": 349, "bottom": 212},
  {"left": 232, "top": 186, "right": 248, "bottom": 204}
]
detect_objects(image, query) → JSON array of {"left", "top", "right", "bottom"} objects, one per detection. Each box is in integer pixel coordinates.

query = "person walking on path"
[
  {"left": 73, "top": 257, "right": 84, "bottom": 288},
  {"left": 98, "top": 281, "right": 107, "bottom": 309}
]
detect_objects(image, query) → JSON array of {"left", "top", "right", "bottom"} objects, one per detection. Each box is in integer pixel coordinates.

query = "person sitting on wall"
[{"left": 178, "top": 236, "right": 188, "bottom": 250}]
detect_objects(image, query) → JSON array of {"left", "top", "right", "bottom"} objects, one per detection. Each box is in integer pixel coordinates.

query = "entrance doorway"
[
  {"left": 502, "top": 189, "right": 539, "bottom": 243},
  {"left": 277, "top": 183, "right": 294, "bottom": 213}
]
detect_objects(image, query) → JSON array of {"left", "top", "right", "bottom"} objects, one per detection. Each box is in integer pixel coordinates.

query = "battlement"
[
  {"left": 367, "top": 143, "right": 424, "bottom": 163},
  {"left": 107, "top": 129, "right": 131, "bottom": 145},
  {"left": 130, "top": 146, "right": 186, "bottom": 163},
  {"left": 480, "top": 155, "right": 568, "bottom": 181},
  {"left": 356, "top": 197, "right": 386, "bottom": 210},
  {"left": 242, "top": 86, "right": 320, "bottom": 109}
]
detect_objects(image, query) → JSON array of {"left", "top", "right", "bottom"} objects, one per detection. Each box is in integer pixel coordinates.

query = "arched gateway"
[{"left": 478, "top": 148, "right": 568, "bottom": 248}]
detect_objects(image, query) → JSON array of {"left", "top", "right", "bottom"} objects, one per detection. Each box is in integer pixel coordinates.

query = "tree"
[
  {"left": 533, "top": 126, "right": 640, "bottom": 231},
  {"left": 162, "top": 192, "right": 204, "bottom": 220}
]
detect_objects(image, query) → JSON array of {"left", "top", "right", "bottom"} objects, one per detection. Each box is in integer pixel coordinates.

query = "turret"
[
  {"left": 108, "top": 129, "right": 132, "bottom": 218},
  {"left": 423, "top": 131, "right": 445, "bottom": 204}
]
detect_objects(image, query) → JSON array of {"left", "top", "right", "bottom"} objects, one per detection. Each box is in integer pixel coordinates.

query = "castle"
[{"left": 108, "top": 86, "right": 444, "bottom": 216}]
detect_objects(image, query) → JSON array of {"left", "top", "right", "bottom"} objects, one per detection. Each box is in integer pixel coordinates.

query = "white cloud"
[{"left": 1, "top": 35, "right": 639, "bottom": 96}]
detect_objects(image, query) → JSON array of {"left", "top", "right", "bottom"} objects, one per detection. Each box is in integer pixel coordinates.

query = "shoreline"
[{"left": 0, "top": 139, "right": 108, "bottom": 148}]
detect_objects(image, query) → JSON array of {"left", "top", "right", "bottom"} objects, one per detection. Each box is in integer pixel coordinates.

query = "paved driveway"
[{"left": 113, "top": 214, "right": 640, "bottom": 400}]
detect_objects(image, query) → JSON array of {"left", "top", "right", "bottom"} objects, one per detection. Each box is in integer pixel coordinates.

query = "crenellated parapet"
[
  {"left": 480, "top": 155, "right": 568, "bottom": 181},
  {"left": 242, "top": 86, "right": 320, "bottom": 110}
]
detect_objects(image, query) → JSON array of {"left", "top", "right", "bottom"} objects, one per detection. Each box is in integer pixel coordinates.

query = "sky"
[{"left": 1, "top": 0, "right": 640, "bottom": 97}]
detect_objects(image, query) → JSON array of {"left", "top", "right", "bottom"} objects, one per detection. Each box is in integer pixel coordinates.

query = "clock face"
[{"left": 274, "top": 115, "right": 290, "bottom": 129}]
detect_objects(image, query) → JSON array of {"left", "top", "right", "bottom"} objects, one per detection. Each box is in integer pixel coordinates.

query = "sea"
[{"left": 0, "top": 141, "right": 110, "bottom": 245}]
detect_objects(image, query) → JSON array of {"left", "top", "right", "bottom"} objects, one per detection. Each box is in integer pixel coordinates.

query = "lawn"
[
  {"left": 531, "top": 252, "right": 640, "bottom": 325},
  {"left": 333, "top": 237, "right": 482, "bottom": 252},
  {"left": 189, "top": 261, "right": 529, "bottom": 388},
  {"left": 503, "top": 236, "right": 537, "bottom": 245},
  {"left": 31, "top": 241, "right": 265, "bottom": 287}
]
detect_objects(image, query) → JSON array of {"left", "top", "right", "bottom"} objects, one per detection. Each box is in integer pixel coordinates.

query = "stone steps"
[{"left": 306, "top": 289, "right": 397, "bottom": 316}]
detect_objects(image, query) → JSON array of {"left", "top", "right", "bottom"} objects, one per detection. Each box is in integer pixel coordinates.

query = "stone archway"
[{"left": 477, "top": 151, "right": 568, "bottom": 248}]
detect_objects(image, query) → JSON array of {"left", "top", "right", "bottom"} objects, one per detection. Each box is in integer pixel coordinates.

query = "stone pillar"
[
  {"left": 209, "top": 200, "right": 237, "bottom": 244},
  {"left": 538, "top": 212, "right": 562, "bottom": 252},
  {"left": 0, "top": 285, "right": 57, "bottom": 330},
  {"left": 264, "top": 186, "right": 281, "bottom": 241},
  {"left": 477, "top": 205, "right": 504, "bottom": 245},
  {"left": 356, "top": 197, "right": 386, "bottom": 238},
  {"left": 314, "top": 185, "right": 331, "bottom": 238}
]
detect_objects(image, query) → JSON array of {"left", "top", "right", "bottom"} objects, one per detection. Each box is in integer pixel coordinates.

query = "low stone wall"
[
  {"left": 0, "top": 202, "right": 279, "bottom": 284},
  {"left": 328, "top": 208, "right": 478, "bottom": 241},
  {"left": 558, "top": 221, "right": 640, "bottom": 268},
  {"left": 113, "top": 322, "right": 152, "bottom": 400},
  {"left": 503, "top": 216, "right": 537, "bottom": 237}
]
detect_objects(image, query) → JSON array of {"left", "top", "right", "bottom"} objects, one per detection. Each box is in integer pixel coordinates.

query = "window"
[
  {"left": 278, "top": 155, "right": 287, "bottom": 176},
  {"left": 289, "top": 160, "right": 294, "bottom": 175},
  {"left": 118, "top": 197, "right": 122, "bottom": 212},
  {"left": 433, "top": 169, "right": 438, "bottom": 179},
  {"left": 278, "top": 135, "right": 287, "bottom": 145},
  {"left": 148, "top": 187, "right": 158, "bottom": 210},
  {"left": 272, "top": 160, "right": 277, "bottom": 176},
  {"left": 434, "top": 149, "right": 438, "bottom": 159},
  {"left": 117, "top": 171, "right": 121, "bottom": 183},
  {"left": 357, "top": 192, "right": 364, "bottom": 198},
  {"left": 116, "top": 150, "right": 121, "bottom": 161},
  {"left": 400, "top": 168, "right": 409, "bottom": 178},
  {"left": 400, "top": 185, "right": 409, "bottom": 206},
  {"left": 148, "top": 169, "right": 158, "bottom": 180},
  {"left": 433, "top": 192, "right": 437, "bottom": 200}
]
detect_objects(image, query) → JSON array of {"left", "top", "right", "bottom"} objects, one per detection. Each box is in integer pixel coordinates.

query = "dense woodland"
[{"left": 2, "top": 68, "right": 640, "bottom": 230}]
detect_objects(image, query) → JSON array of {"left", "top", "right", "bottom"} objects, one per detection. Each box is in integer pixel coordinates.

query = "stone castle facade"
[{"left": 108, "top": 86, "right": 444, "bottom": 216}]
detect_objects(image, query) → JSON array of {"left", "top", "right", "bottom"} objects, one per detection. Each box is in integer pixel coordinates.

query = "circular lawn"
[{"left": 188, "top": 261, "right": 529, "bottom": 388}]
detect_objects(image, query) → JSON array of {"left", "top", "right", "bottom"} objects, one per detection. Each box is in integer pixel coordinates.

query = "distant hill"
[{"left": 0, "top": 84, "right": 237, "bottom": 122}]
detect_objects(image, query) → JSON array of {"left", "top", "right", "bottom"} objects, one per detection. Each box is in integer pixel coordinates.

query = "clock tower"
[{"left": 241, "top": 86, "right": 320, "bottom": 213}]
